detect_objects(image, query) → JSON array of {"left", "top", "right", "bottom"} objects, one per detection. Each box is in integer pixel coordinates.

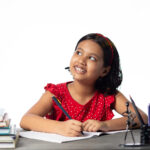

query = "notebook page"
[{"left": 20, "top": 131, "right": 102, "bottom": 143}]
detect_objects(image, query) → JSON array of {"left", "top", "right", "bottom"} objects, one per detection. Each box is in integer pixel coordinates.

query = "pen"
[
  {"left": 129, "top": 95, "right": 145, "bottom": 126},
  {"left": 148, "top": 103, "right": 150, "bottom": 126},
  {"left": 52, "top": 96, "right": 72, "bottom": 119},
  {"left": 52, "top": 96, "right": 84, "bottom": 135}
]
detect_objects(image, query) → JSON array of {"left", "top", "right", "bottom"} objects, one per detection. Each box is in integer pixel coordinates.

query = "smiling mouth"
[{"left": 74, "top": 66, "right": 86, "bottom": 74}]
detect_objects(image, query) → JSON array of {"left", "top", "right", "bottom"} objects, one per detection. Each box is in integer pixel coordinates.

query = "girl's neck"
[{"left": 68, "top": 80, "right": 96, "bottom": 104}]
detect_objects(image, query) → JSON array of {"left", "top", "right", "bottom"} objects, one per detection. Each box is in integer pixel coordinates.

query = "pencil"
[
  {"left": 52, "top": 96, "right": 84, "bottom": 135},
  {"left": 52, "top": 96, "right": 72, "bottom": 119}
]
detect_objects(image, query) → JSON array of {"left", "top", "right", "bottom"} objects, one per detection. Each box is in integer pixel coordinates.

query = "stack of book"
[{"left": 0, "top": 109, "right": 19, "bottom": 148}]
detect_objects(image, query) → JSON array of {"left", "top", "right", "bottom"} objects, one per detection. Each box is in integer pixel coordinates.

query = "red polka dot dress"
[{"left": 45, "top": 82, "right": 115, "bottom": 122}]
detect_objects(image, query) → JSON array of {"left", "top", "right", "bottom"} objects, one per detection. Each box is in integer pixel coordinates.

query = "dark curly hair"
[{"left": 74, "top": 33, "right": 123, "bottom": 95}]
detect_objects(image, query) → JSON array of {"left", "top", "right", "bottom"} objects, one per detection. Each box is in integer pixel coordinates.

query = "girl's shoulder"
[
  {"left": 44, "top": 81, "right": 72, "bottom": 97},
  {"left": 97, "top": 91, "right": 115, "bottom": 100},
  {"left": 96, "top": 91, "right": 115, "bottom": 108}
]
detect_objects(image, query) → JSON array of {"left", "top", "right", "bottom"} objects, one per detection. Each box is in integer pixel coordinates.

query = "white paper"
[
  {"left": 20, "top": 130, "right": 126, "bottom": 143},
  {"left": 20, "top": 131, "right": 102, "bottom": 143}
]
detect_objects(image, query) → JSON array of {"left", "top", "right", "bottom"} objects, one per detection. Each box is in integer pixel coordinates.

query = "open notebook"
[{"left": 20, "top": 130, "right": 125, "bottom": 143}]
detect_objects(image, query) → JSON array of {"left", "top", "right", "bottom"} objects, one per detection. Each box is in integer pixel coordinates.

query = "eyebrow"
[
  {"left": 76, "top": 47, "right": 102, "bottom": 59},
  {"left": 76, "top": 47, "right": 83, "bottom": 51}
]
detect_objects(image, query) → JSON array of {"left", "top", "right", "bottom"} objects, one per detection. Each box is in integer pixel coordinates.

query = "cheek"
[
  {"left": 69, "top": 56, "right": 77, "bottom": 73},
  {"left": 69, "top": 56, "right": 75, "bottom": 67},
  {"left": 88, "top": 62, "right": 101, "bottom": 72},
  {"left": 88, "top": 63, "right": 104, "bottom": 76}
]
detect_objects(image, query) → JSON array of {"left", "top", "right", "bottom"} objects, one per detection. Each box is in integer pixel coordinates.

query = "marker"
[
  {"left": 52, "top": 96, "right": 84, "bottom": 135},
  {"left": 148, "top": 104, "right": 150, "bottom": 126}
]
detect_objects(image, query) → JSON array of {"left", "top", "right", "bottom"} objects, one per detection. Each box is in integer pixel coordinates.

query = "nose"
[{"left": 78, "top": 55, "right": 87, "bottom": 66}]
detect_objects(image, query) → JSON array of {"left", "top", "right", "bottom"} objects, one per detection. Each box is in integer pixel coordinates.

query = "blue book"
[
  {"left": 0, "top": 127, "right": 10, "bottom": 135},
  {"left": 0, "top": 125, "right": 16, "bottom": 136},
  {"left": 0, "top": 126, "right": 10, "bottom": 129}
]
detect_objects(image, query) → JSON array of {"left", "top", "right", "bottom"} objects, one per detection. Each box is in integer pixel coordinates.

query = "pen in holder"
[
  {"left": 140, "top": 104, "right": 150, "bottom": 145},
  {"left": 148, "top": 104, "right": 150, "bottom": 127},
  {"left": 120, "top": 97, "right": 150, "bottom": 147},
  {"left": 121, "top": 102, "right": 136, "bottom": 146},
  {"left": 140, "top": 124, "right": 150, "bottom": 145}
]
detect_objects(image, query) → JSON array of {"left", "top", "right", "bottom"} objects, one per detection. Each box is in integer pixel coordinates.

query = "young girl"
[{"left": 20, "top": 33, "right": 148, "bottom": 137}]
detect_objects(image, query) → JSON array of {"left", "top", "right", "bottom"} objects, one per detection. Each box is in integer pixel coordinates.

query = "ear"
[{"left": 100, "top": 66, "right": 111, "bottom": 77}]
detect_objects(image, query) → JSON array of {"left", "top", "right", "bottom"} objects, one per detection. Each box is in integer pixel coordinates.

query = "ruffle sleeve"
[
  {"left": 103, "top": 95, "right": 115, "bottom": 120},
  {"left": 44, "top": 83, "right": 60, "bottom": 97},
  {"left": 44, "top": 83, "right": 64, "bottom": 120}
]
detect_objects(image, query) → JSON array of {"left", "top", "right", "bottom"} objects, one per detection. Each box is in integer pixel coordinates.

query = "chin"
[{"left": 73, "top": 76, "right": 88, "bottom": 82}]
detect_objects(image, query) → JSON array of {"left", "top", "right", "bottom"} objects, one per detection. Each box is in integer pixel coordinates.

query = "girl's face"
[{"left": 70, "top": 40, "right": 110, "bottom": 85}]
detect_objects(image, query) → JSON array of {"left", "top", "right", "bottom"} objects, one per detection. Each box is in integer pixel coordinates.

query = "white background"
[{"left": 0, "top": 0, "right": 150, "bottom": 126}]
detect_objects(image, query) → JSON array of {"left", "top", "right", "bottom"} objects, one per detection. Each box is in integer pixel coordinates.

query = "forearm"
[
  {"left": 20, "top": 114, "right": 61, "bottom": 134},
  {"left": 103, "top": 117, "right": 128, "bottom": 131},
  {"left": 103, "top": 114, "right": 148, "bottom": 131}
]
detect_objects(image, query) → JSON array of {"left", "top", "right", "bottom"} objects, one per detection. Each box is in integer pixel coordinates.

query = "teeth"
[{"left": 75, "top": 66, "right": 86, "bottom": 73}]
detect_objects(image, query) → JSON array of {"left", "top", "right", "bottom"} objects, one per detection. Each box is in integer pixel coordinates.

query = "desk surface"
[{"left": 4, "top": 129, "right": 150, "bottom": 150}]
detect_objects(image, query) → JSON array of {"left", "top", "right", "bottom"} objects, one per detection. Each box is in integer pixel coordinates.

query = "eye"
[
  {"left": 76, "top": 50, "right": 82, "bottom": 56},
  {"left": 89, "top": 56, "right": 96, "bottom": 61}
]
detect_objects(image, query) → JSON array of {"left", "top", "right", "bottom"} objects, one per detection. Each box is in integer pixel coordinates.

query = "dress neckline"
[{"left": 65, "top": 81, "right": 98, "bottom": 107}]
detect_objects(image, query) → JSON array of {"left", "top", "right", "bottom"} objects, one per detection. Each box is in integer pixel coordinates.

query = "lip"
[{"left": 74, "top": 65, "right": 86, "bottom": 74}]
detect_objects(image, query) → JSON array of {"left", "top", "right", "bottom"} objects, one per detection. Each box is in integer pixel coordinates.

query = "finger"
[
  {"left": 71, "top": 124, "right": 82, "bottom": 132},
  {"left": 82, "top": 120, "right": 91, "bottom": 127},
  {"left": 69, "top": 129, "right": 82, "bottom": 137},
  {"left": 71, "top": 120, "right": 82, "bottom": 126},
  {"left": 88, "top": 125, "right": 96, "bottom": 132},
  {"left": 83, "top": 123, "right": 92, "bottom": 131},
  {"left": 86, "top": 124, "right": 93, "bottom": 132},
  {"left": 92, "top": 126, "right": 98, "bottom": 132}
]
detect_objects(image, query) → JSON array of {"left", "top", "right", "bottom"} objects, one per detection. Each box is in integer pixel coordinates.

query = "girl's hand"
[
  {"left": 58, "top": 119, "right": 83, "bottom": 137},
  {"left": 82, "top": 119, "right": 108, "bottom": 132}
]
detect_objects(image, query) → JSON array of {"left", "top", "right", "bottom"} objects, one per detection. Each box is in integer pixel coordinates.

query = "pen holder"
[{"left": 140, "top": 124, "right": 150, "bottom": 145}]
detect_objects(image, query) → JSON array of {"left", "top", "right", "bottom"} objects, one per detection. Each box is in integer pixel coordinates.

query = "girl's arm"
[
  {"left": 107, "top": 91, "right": 148, "bottom": 130},
  {"left": 20, "top": 91, "right": 82, "bottom": 136},
  {"left": 102, "top": 92, "right": 148, "bottom": 131},
  {"left": 83, "top": 91, "right": 148, "bottom": 132}
]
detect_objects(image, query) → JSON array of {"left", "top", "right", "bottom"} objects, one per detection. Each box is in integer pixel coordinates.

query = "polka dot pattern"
[{"left": 44, "top": 82, "right": 115, "bottom": 122}]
